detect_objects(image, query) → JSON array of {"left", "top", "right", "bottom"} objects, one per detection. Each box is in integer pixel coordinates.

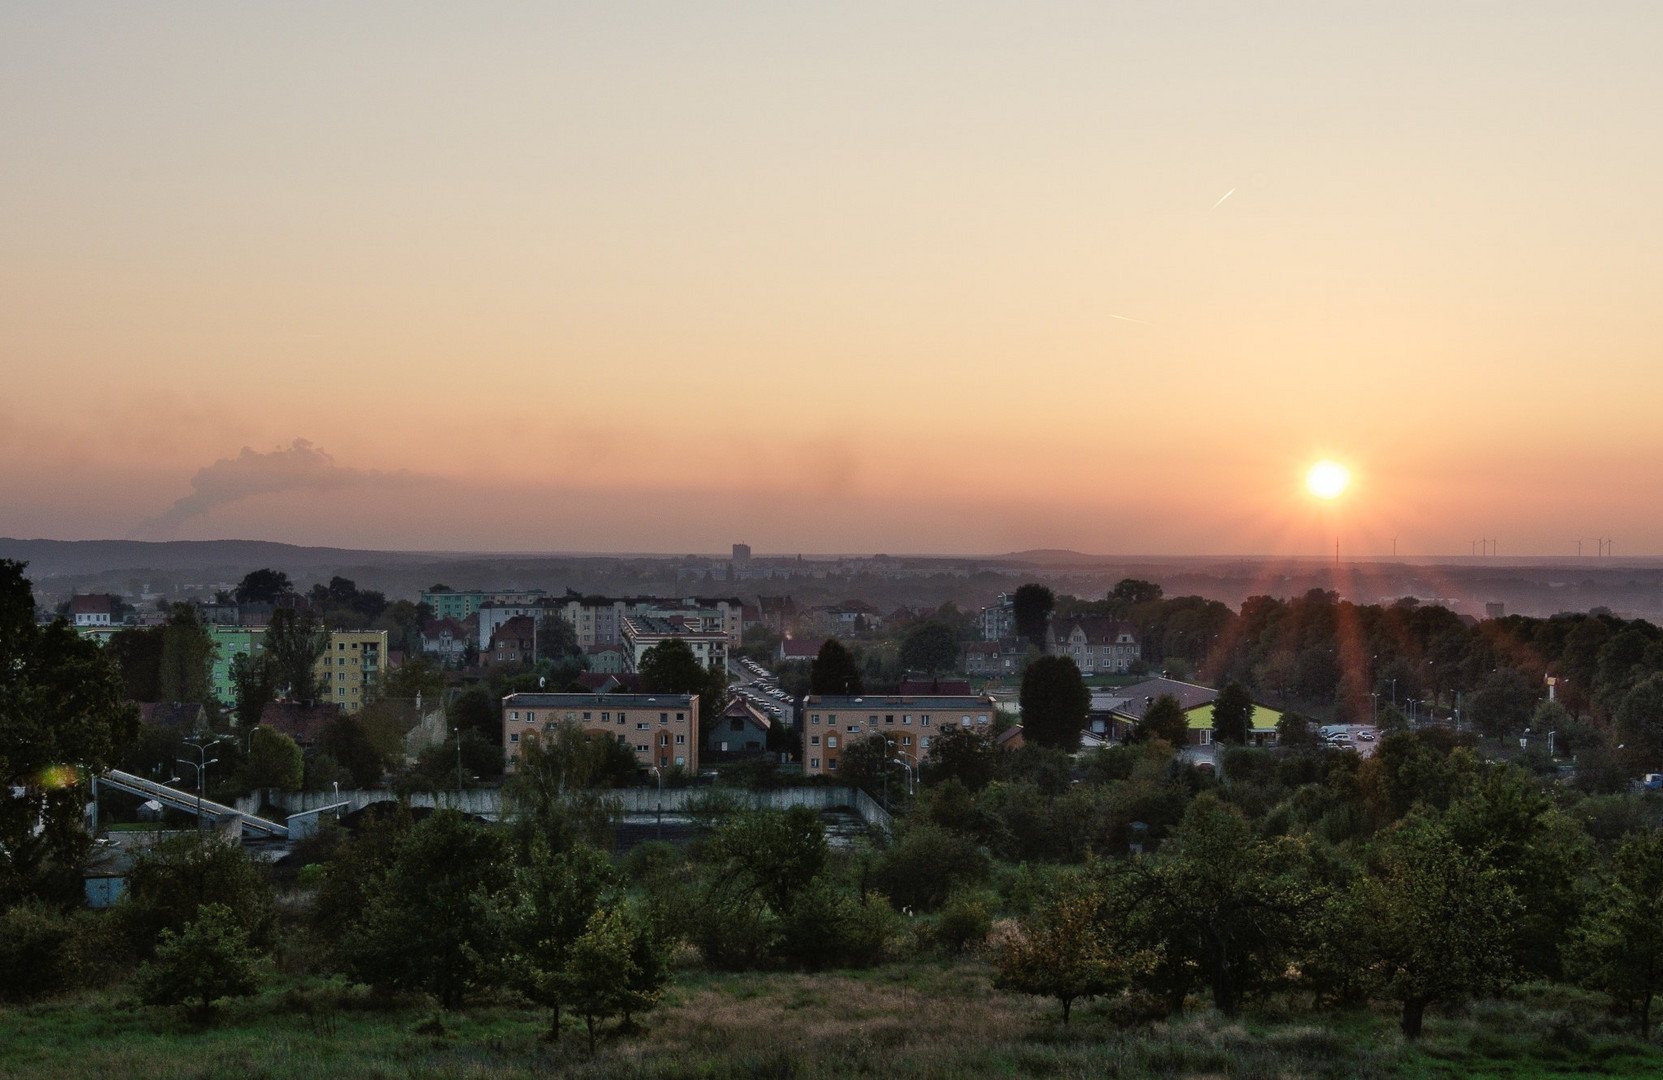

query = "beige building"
[
  {"left": 620, "top": 615, "right": 730, "bottom": 672},
  {"left": 553, "top": 594, "right": 746, "bottom": 649},
  {"left": 315, "top": 629, "right": 390, "bottom": 714},
  {"left": 502, "top": 692, "right": 700, "bottom": 774},
  {"left": 1047, "top": 617, "right": 1141, "bottom": 675},
  {"left": 799, "top": 693, "right": 997, "bottom": 778}
]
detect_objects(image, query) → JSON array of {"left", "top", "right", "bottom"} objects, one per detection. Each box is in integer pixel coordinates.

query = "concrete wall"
[{"left": 239, "top": 785, "right": 886, "bottom": 825}]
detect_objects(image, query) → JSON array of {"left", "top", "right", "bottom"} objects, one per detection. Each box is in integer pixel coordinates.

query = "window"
[
  {"left": 675, "top": 733, "right": 685, "bottom": 744},
  {"left": 827, "top": 758, "right": 838, "bottom": 771},
  {"left": 903, "top": 714, "right": 911, "bottom": 725},
  {"left": 826, "top": 736, "right": 838, "bottom": 748},
  {"left": 885, "top": 714, "right": 895, "bottom": 725},
  {"left": 921, "top": 715, "right": 931, "bottom": 727},
  {"left": 637, "top": 722, "right": 650, "bottom": 730},
  {"left": 921, "top": 736, "right": 931, "bottom": 748},
  {"left": 660, "top": 712, "right": 668, "bottom": 723},
  {"left": 961, "top": 715, "right": 972, "bottom": 726},
  {"left": 811, "top": 714, "right": 820, "bottom": 724},
  {"left": 978, "top": 714, "right": 989, "bottom": 725},
  {"left": 810, "top": 757, "right": 820, "bottom": 769},
  {"left": 637, "top": 744, "right": 649, "bottom": 753},
  {"left": 730, "top": 718, "right": 744, "bottom": 731},
  {"left": 676, "top": 712, "right": 685, "bottom": 721},
  {"left": 902, "top": 735, "right": 912, "bottom": 746},
  {"left": 810, "top": 735, "right": 820, "bottom": 746},
  {"left": 510, "top": 733, "right": 519, "bottom": 743},
  {"left": 511, "top": 710, "right": 520, "bottom": 720},
  {"left": 527, "top": 711, "right": 536, "bottom": 722},
  {"left": 582, "top": 711, "right": 591, "bottom": 720}
]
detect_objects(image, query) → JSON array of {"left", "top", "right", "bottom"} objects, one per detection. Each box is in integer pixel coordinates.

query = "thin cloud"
[
  {"left": 130, "top": 439, "right": 418, "bottom": 538},
  {"left": 1211, "top": 187, "right": 1235, "bottom": 209}
]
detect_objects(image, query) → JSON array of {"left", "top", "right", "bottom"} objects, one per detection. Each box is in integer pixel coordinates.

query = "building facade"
[
  {"left": 620, "top": 615, "right": 730, "bottom": 672},
  {"left": 314, "top": 629, "right": 389, "bottom": 714},
  {"left": 799, "top": 693, "right": 997, "bottom": 778},
  {"left": 502, "top": 692, "right": 699, "bottom": 774},
  {"left": 1047, "top": 617, "right": 1140, "bottom": 675}
]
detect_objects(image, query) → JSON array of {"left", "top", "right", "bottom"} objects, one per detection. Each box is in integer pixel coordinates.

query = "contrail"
[
  {"left": 1211, "top": 187, "right": 1235, "bottom": 209},
  {"left": 1108, "top": 314, "right": 1150, "bottom": 324}
]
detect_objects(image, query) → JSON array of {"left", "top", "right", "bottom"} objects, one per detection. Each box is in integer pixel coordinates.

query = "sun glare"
[{"left": 1306, "top": 460, "right": 1350, "bottom": 500}]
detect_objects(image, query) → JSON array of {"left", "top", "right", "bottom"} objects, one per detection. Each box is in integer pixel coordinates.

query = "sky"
[{"left": 3, "top": 2, "right": 1661, "bottom": 556}]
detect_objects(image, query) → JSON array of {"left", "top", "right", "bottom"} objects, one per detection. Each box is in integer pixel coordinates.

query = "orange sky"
[{"left": 3, "top": 3, "right": 1661, "bottom": 556}]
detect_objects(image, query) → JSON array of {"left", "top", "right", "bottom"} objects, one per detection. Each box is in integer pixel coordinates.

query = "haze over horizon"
[{"left": 4, "top": 4, "right": 1660, "bottom": 557}]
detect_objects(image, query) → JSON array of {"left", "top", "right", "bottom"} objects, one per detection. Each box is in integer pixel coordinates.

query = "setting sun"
[{"left": 1306, "top": 461, "right": 1350, "bottom": 500}]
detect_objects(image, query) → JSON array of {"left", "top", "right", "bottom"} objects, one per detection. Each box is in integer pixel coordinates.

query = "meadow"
[{"left": 4, "top": 963, "right": 1660, "bottom": 1080}]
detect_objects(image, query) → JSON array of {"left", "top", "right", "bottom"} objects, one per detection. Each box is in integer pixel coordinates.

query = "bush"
[
  {"left": 135, "top": 902, "right": 260, "bottom": 1020},
  {"left": 868, "top": 824, "right": 991, "bottom": 913},
  {"left": 117, "top": 834, "right": 277, "bottom": 956},
  {"left": 0, "top": 901, "right": 84, "bottom": 1001},
  {"left": 935, "top": 892, "right": 994, "bottom": 953}
]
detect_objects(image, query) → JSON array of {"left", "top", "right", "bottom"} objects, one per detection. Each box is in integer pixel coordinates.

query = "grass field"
[{"left": 3, "top": 963, "right": 1660, "bottom": 1080}]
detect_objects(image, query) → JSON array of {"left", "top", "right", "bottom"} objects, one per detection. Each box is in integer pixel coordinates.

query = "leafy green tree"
[
  {"left": 995, "top": 891, "right": 1146, "bottom": 1024},
  {"left": 1616, "top": 673, "right": 1663, "bottom": 770},
  {"left": 1467, "top": 667, "right": 1539, "bottom": 736},
  {"left": 135, "top": 903, "right": 259, "bottom": 1021},
  {"left": 1342, "top": 813, "right": 1519, "bottom": 1038},
  {"left": 921, "top": 724, "right": 999, "bottom": 792},
  {"left": 0, "top": 560, "right": 138, "bottom": 907},
  {"left": 0, "top": 901, "right": 88, "bottom": 1002},
  {"left": 1111, "top": 578, "right": 1163, "bottom": 605},
  {"left": 1012, "top": 584, "right": 1056, "bottom": 650},
  {"left": 810, "top": 638, "right": 864, "bottom": 695},
  {"left": 899, "top": 619, "right": 960, "bottom": 674},
  {"left": 1275, "top": 710, "right": 1318, "bottom": 748},
  {"left": 705, "top": 806, "right": 827, "bottom": 916},
  {"left": 380, "top": 655, "right": 446, "bottom": 702},
  {"left": 868, "top": 822, "right": 991, "bottom": 913},
  {"left": 416, "top": 727, "right": 505, "bottom": 788},
  {"left": 228, "top": 650, "right": 276, "bottom": 728},
  {"left": 264, "top": 607, "right": 328, "bottom": 702},
  {"left": 345, "top": 810, "right": 513, "bottom": 1008},
  {"left": 536, "top": 614, "right": 583, "bottom": 662},
  {"left": 508, "top": 840, "right": 619, "bottom": 1038},
  {"left": 1019, "top": 655, "right": 1090, "bottom": 751},
  {"left": 156, "top": 604, "right": 215, "bottom": 705},
  {"left": 1571, "top": 828, "right": 1663, "bottom": 1035},
  {"left": 1144, "top": 794, "right": 1319, "bottom": 1016},
  {"left": 119, "top": 834, "right": 277, "bottom": 955},
  {"left": 1132, "top": 694, "right": 1189, "bottom": 747},
  {"left": 107, "top": 625, "right": 165, "bottom": 701},
  {"left": 243, "top": 726, "right": 303, "bottom": 792},
  {"left": 638, "top": 637, "right": 706, "bottom": 694},
  {"left": 839, "top": 732, "right": 901, "bottom": 802},
  {"left": 317, "top": 715, "right": 384, "bottom": 788},
  {"left": 504, "top": 723, "right": 626, "bottom": 851},
  {"left": 234, "top": 569, "right": 292, "bottom": 604},
  {"left": 1210, "top": 681, "right": 1253, "bottom": 745},
  {"left": 556, "top": 907, "right": 665, "bottom": 1052}
]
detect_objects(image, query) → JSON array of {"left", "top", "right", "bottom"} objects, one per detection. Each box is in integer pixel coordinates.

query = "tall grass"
[{"left": 1, "top": 966, "right": 1657, "bottom": 1079}]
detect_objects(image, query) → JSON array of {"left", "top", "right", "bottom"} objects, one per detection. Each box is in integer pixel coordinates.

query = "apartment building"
[
  {"left": 315, "top": 629, "right": 389, "bottom": 714},
  {"left": 552, "top": 594, "right": 746, "bottom": 649},
  {"left": 620, "top": 615, "right": 729, "bottom": 672},
  {"left": 799, "top": 693, "right": 997, "bottom": 778},
  {"left": 501, "top": 692, "right": 699, "bottom": 774},
  {"left": 1047, "top": 617, "right": 1140, "bottom": 675}
]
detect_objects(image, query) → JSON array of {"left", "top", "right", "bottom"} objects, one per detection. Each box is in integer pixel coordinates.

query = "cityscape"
[{"left": 4, "top": 3, "right": 1663, "bottom": 1078}]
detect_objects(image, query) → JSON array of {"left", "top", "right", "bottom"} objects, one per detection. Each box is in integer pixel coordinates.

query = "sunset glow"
[
  {"left": 1306, "top": 462, "right": 1351, "bottom": 501},
  {"left": 2, "top": 5, "right": 1660, "bottom": 555}
]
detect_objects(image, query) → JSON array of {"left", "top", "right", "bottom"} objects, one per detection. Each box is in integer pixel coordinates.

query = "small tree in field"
[
  {"left": 135, "top": 903, "right": 259, "bottom": 1021},
  {"left": 994, "top": 892, "right": 1142, "bottom": 1024},
  {"left": 557, "top": 907, "right": 667, "bottom": 1052}
]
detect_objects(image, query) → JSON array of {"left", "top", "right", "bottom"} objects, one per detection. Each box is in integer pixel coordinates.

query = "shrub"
[
  {"left": 0, "top": 901, "right": 82, "bottom": 1001},
  {"left": 869, "top": 824, "right": 991, "bottom": 913},
  {"left": 135, "top": 902, "right": 260, "bottom": 1020},
  {"left": 935, "top": 892, "right": 994, "bottom": 953}
]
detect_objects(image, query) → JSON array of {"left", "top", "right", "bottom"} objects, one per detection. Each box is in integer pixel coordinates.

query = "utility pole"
[{"left": 453, "top": 726, "right": 463, "bottom": 802}]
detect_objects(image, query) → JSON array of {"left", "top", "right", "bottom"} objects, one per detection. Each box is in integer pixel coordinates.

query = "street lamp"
[
  {"left": 244, "top": 724, "right": 263, "bottom": 755},
  {"left": 651, "top": 765, "right": 664, "bottom": 841},
  {"left": 178, "top": 737, "right": 221, "bottom": 836},
  {"left": 453, "top": 726, "right": 464, "bottom": 802}
]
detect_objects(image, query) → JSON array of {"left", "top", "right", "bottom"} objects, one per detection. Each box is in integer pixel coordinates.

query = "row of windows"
[
  {"left": 511, "top": 730, "right": 686, "bottom": 746},
  {"left": 508, "top": 709, "right": 686, "bottom": 724},
  {"left": 809, "top": 734, "right": 928, "bottom": 749},
  {"left": 808, "top": 712, "right": 988, "bottom": 728}
]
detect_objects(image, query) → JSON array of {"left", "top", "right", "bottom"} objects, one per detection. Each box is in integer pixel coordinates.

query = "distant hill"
[{"left": 0, "top": 538, "right": 441, "bottom": 579}]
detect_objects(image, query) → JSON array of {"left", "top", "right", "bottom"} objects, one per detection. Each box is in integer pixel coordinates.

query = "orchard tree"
[
  {"left": 1572, "top": 828, "right": 1663, "bottom": 1036},
  {"left": 508, "top": 840, "right": 618, "bottom": 1039},
  {"left": 1019, "top": 655, "right": 1090, "bottom": 751},
  {"left": 995, "top": 891, "right": 1147, "bottom": 1024},
  {"left": 135, "top": 903, "right": 260, "bottom": 1022}
]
